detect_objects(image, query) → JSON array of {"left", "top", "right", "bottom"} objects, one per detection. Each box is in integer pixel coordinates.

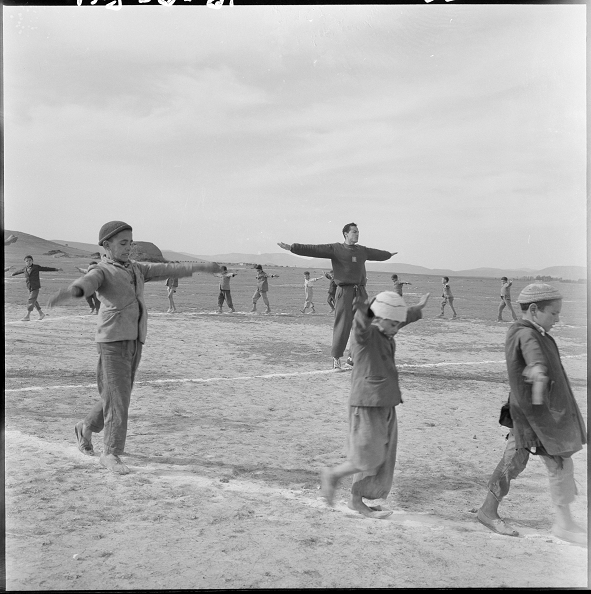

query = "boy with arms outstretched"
[
  {"left": 48, "top": 221, "right": 221, "bottom": 475},
  {"left": 12, "top": 255, "right": 62, "bottom": 321},
  {"left": 321, "top": 290, "right": 430, "bottom": 518}
]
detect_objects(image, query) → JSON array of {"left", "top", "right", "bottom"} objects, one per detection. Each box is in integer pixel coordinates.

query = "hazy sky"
[{"left": 3, "top": 3, "right": 586, "bottom": 270}]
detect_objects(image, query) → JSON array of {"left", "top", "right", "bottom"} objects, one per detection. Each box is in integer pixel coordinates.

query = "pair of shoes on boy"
[
  {"left": 21, "top": 312, "right": 46, "bottom": 322},
  {"left": 333, "top": 357, "right": 353, "bottom": 371}
]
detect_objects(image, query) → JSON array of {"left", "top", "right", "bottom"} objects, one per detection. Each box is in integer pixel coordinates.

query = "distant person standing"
[
  {"left": 497, "top": 277, "right": 518, "bottom": 322},
  {"left": 12, "top": 255, "right": 62, "bottom": 321},
  {"left": 251, "top": 265, "right": 279, "bottom": 314},
  {"left": 325, "top": 270, "right": 337, "bottom": 313},
  {"left": 437, "top": 276, "right": 458, "bottom": 319},
  {"left": 391, "top": 274, "right": 411, "bottom": 296},
  {"left": 216, "top": 266, "right": 237, "bottom": 313},
  {"left": 278, "top": 223, "right": 396, "bottom": 370},
  {"left": 165, "top": 277, "right": 178, "bottom": 313},
  {"left": 77, "top": 262, "right": 101, "bottom": 314},
  {"left": 301, "top": 271, "right": 324, "bottom": 314}
]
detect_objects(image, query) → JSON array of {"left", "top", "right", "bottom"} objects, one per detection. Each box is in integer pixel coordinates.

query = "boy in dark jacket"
[
  {"left": 321, "top": 290, "right": 429, "bottom": 518},
  {"left": 12, "top": 255, "right": 62, "bottom": 321},
  {"left": 478, "top": 284, "right": 587, "bottom": 545}
]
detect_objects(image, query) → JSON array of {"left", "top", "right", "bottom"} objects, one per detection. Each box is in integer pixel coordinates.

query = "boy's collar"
[{"left": 522, "top": 317, "right": 546, "bottom": 336}]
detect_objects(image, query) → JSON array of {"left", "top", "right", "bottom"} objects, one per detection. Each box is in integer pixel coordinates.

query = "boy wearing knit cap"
[
  {"left": 478, "top": 284, "right": 587, "bottom": 545},
  {"left": 48, "top": 221, "right": 221, "bottom": 475},
  {"left": 320, "top": 290, "right": 430, "bottom": 519}
]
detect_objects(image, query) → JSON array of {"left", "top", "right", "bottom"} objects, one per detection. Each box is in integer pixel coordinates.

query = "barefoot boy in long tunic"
[
  {"left": 48, "top": 221, "right": 221, "bottom": 475},
  {"left": 321, "top": 290, "right": 430, "bottom": 518}
]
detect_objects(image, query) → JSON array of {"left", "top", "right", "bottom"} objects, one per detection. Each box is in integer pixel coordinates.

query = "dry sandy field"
[{"left": 4, "top": 259, "right": 588, "bottom": 589}]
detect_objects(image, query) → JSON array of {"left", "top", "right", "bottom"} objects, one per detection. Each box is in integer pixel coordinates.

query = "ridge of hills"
[{"left": 2, "top": 232, "right": 583, "bottom": 279}]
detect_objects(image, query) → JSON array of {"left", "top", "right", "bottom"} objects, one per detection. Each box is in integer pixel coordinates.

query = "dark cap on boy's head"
[
  {"left": 98, "top": 221, "right": 133, "bottom": 246},
  {"left": 255, "top": 264, "right": 263, "bottom": 270},
  {"left": 24, "top": 255, "right": 33, "bottom": 261},
  {"left": 501, "top": 276, "right": 508, "bottom": 281}
]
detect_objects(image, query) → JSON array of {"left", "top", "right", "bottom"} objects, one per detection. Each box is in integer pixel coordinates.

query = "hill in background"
[{"left": 4, "top": 232, "right": 583, "bottom": 279}]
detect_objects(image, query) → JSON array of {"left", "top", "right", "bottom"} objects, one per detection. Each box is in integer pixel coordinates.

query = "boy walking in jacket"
[
  {"left": 497, "top": 276, "right": 518, "bottom": 322},
  {"left": 437, "top": 276, "right": 458, "bottom": 319},
  {"left": 320, "top": 290, "right": 430, "bottom": 518},
  {"left": 251, "top": 264, "right": 279, "bottom": 314},
  {"left": 278, "top": 223, "right": 397, "bottom": 369},
  {"left": 301, "top": 271, "right": 323, "bottom": 314},
  {"left": 477, "top": 284, "right": 587, "bottom": 545},
  {"left": 48, "top": 221, "right": 221, "bottom": 475},
  {"left": 12, "top": 255, "right": 62, "bottom": 321},
  {"left": 216, "top": 266, "right": 237, "bottom": 313}
]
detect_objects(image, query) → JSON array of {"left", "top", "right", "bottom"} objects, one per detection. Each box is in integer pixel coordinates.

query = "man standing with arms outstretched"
[{"left": 278, "top": 223, "right": 396, "bottom": 370}]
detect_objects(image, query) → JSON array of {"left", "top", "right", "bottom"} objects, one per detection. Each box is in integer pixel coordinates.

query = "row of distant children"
[{"left": 9, "top": 256, "right": 517, "bottom": 327}]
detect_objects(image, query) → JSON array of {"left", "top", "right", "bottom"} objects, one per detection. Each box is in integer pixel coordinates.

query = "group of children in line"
[{"left": 6, "top": 222, "right": 586, "bottom": 546}]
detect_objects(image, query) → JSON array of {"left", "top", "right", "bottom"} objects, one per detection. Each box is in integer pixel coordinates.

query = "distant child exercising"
[
  {"left": 301, "top": 271, "right": 324, "bottom": 314},
  {"left": 165, "top": 277, "right": 178, "bottom": 313},
  {"left": 77, "top": 262, "right": 101, "bottom": 314},
  {"left": 391, "top": 274, "right": 412, "bottom": 296},
  {"left": 12, "top": 255, "right": 62, "bottom": 321},
  {"left": 437, "top": 276, "right": 458, "bottom": 319},
  {"left": 216, "top": 266, "right": 237, "bottom": 313},
  {"left": 325, "top": 270, "right": 337, "bottom": 313},
  {"left": 251, "top": 264, "right": 279, "bottom": 314},
  {"left": 320, "top": 290, "right": 430, "bottom": 518},
  {"left": 47, "top": 220, "right": 221, "bottom": 476},
  {"left": 497, "top": 276, "right": 518, "bottom": 322},
  {"left": 477, "top": 284, "right": 586, "bottom": 545}
]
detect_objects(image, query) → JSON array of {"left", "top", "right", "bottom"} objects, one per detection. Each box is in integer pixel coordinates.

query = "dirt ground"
[{"left": 4, "top": 266, "right": 588, "bottom": 589}]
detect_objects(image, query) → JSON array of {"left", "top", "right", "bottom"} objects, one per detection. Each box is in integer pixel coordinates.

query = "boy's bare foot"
[
  {"left": 347, "top": 501, "right": 386, "bottom": 513},
  {"left": 477, "top": 508, "right": 518, "bottom": 536},
  {"left": 100, "top": 453, "right": 130, "bottom": 475},
  {"left": 348, "top": 497, "right": 393, "bottom": 519},
  {"left": 320, "top": 468, "right": 337, "bottom": 506},
  {"left": 21, "top": 315, "right": 31, "bottom": 321},
  {"left": 74, "top": 422, "right": 94, "bottom": 456}
]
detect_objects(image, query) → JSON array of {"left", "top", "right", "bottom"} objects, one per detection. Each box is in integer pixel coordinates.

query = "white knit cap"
[
  {"left": 516, "top": 283, "right": 563, "bottom": 304},
  {"left": 369, "top": 291, "right": 408, "bottom": 322}
]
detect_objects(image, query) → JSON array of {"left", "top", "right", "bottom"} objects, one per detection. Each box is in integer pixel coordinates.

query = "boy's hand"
[
  {"left": 416, "top": 293, "right": 430, "bottom": 309},
  {"left": 277, "top": 242, "right": 291, "bottom": 251},
  {"left": 353, "top": 294, "right": 370, "bottom": 313}
]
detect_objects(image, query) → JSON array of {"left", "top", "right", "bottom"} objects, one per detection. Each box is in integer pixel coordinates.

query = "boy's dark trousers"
[
  {"left": 332, "top": 285, "right": 368, "bottom": 358},
  {"left": 84, "top": 339, "right": 143, "bottom": 455},
  {"left": 218, "top": 289, "right": 233, "bottom": 309}
]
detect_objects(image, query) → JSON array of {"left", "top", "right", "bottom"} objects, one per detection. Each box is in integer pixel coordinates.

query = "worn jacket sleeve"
[
  {"left": 70, "top": 268, "right": 105, "bottom": 298},
  {"left": 352, "top": 302, "right": 373, "bottom": 345},
  {"left": 11, "top": 268, "right": 24, "bottom": 276},
  {"left": 290, "top": 243, "right": 336, "bottom": 259},
  {"left": 518, "top": 330, "right": 547, "bottom": 369},
  {"left": 137, "top": 262, "right": 204, "bottom": 283},
  {"left": 38, "top": 266, "right": 60, "bottom": 272},
  {"left": 364, "top": 247, "right": 393, "bottom": 262}
]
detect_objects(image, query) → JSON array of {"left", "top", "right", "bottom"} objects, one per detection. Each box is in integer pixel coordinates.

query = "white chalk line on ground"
[
  {"left": 5, "top": 355, "right": 585, "bottom": 394},
  {"left": 5, "top": 429, "right": 582, "bottom": 546}
]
